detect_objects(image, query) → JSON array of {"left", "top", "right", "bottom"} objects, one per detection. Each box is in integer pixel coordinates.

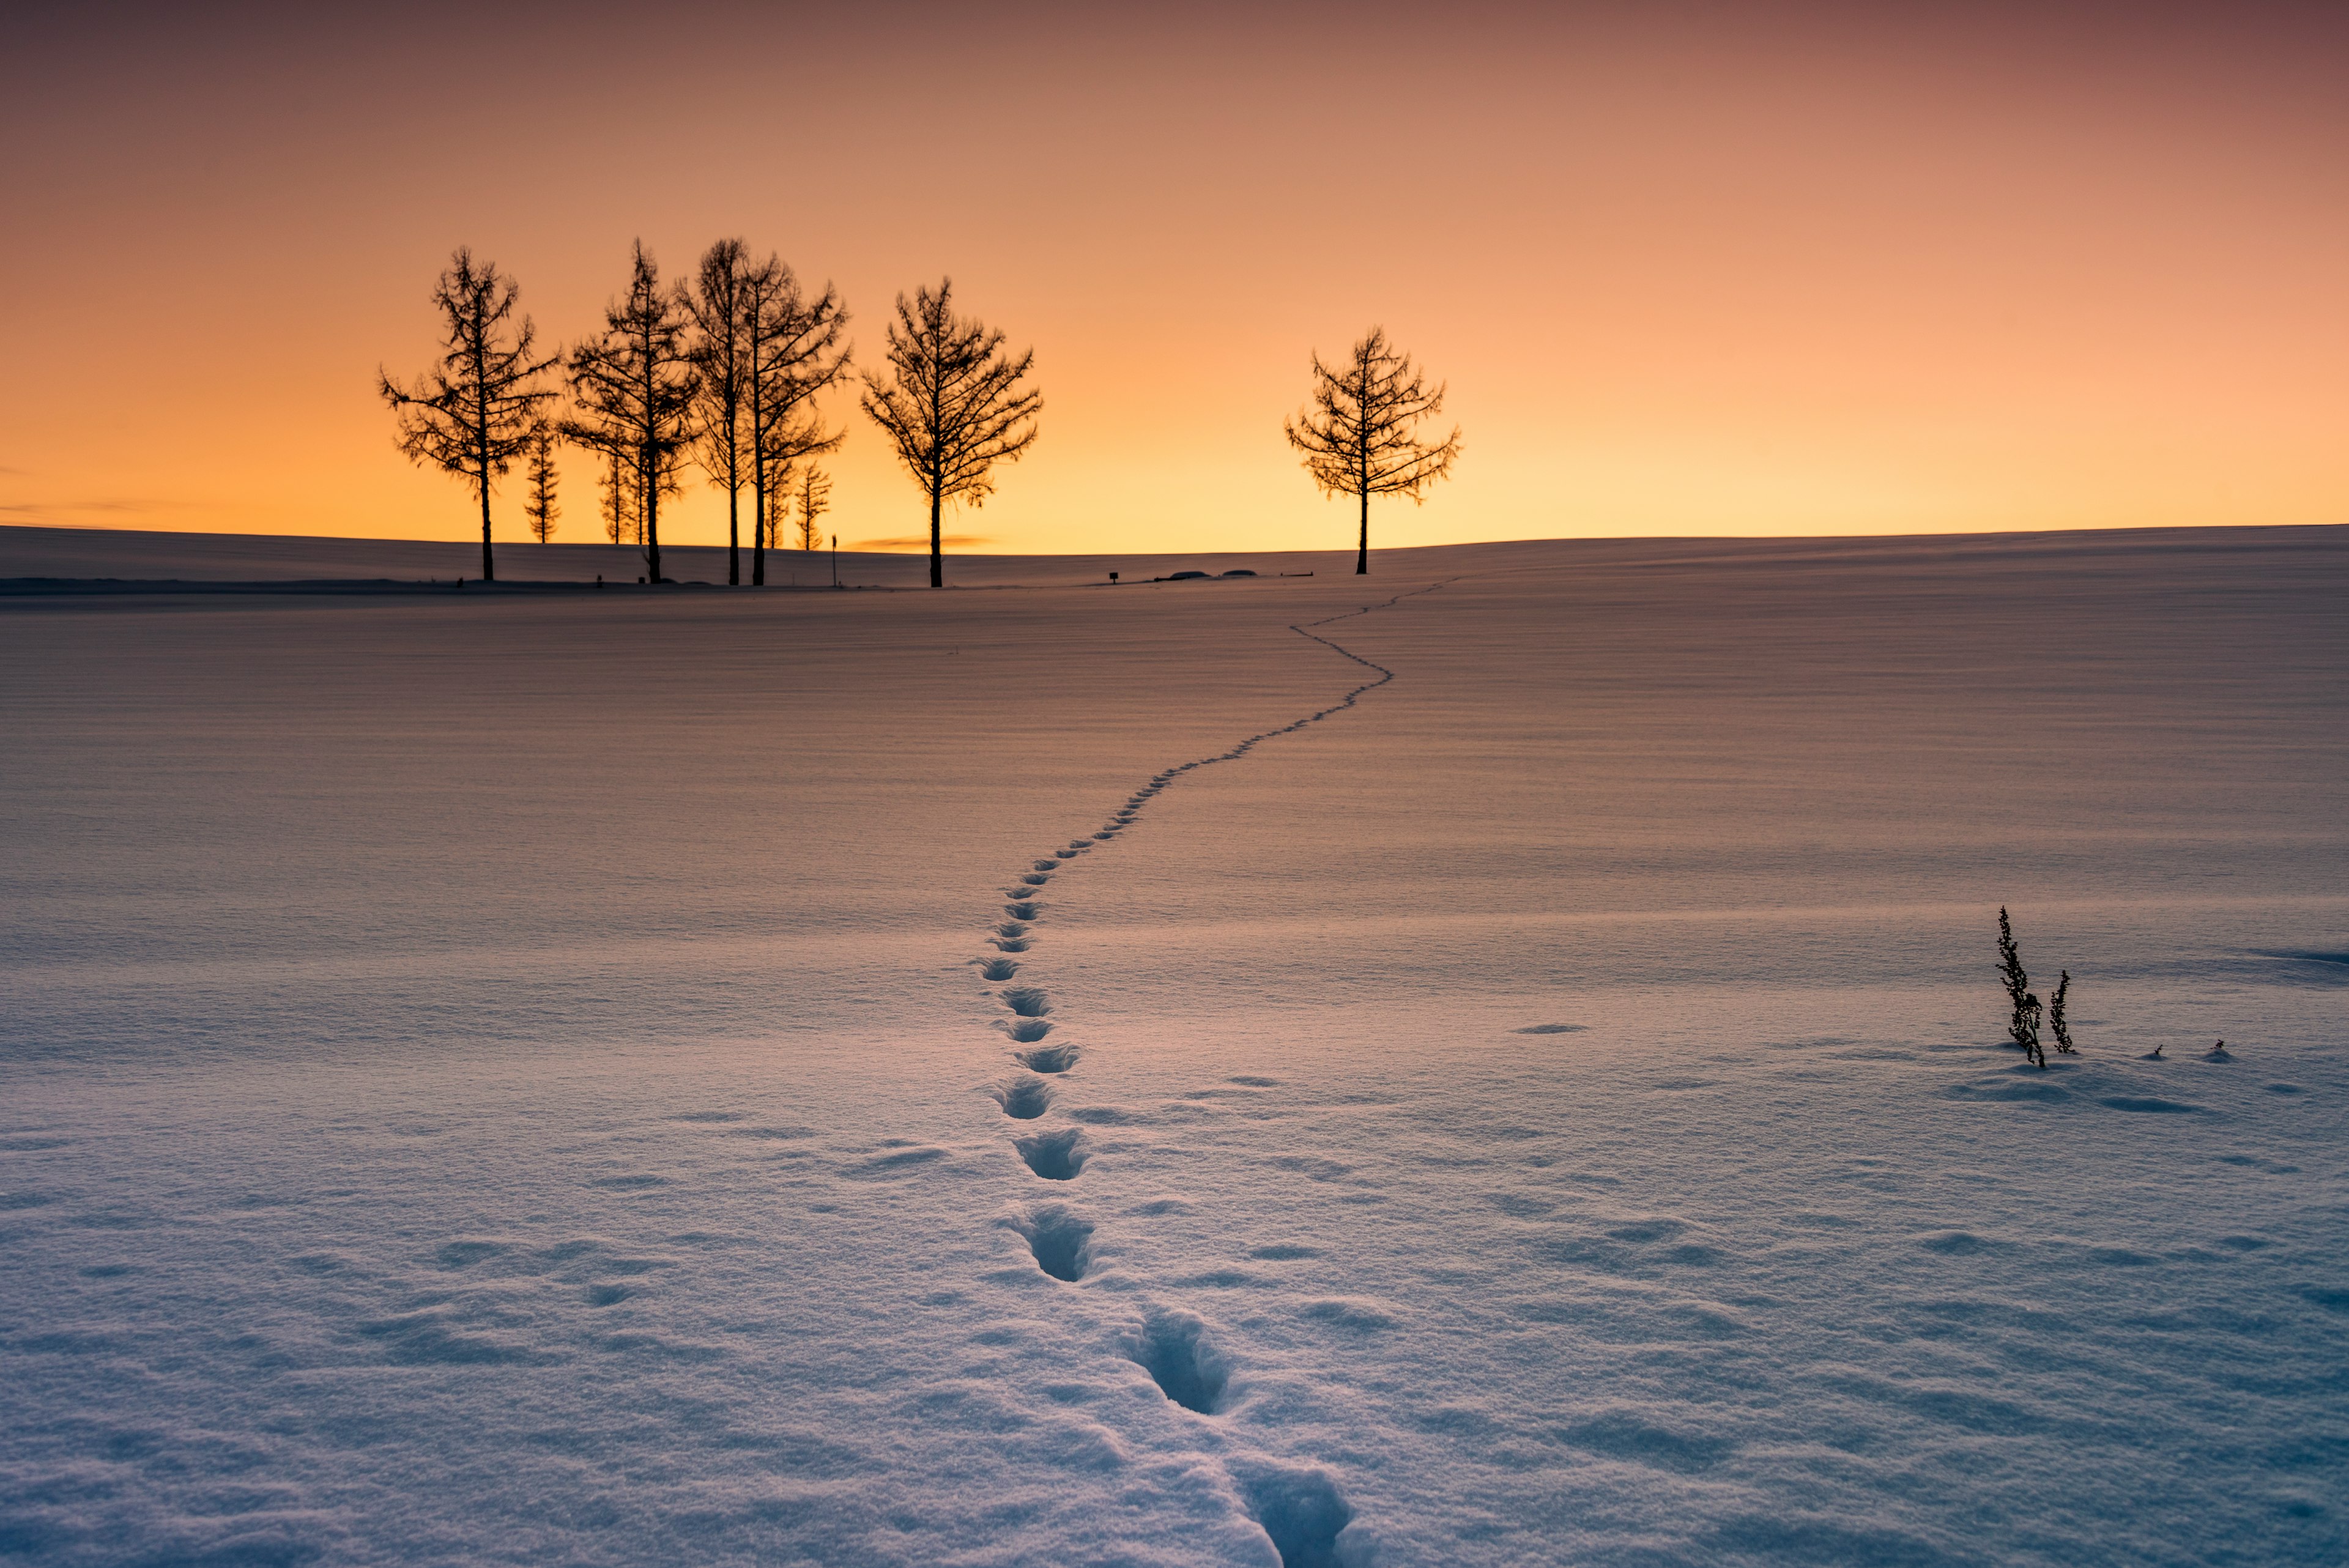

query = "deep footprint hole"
[
  {"left": 976, "top": 958, "right": 1020, "bottom": 981},
  {"left": 1127, "top": 1309, "right": 1226, "bottom": 1414},
  {"left": 1015, "top": 1127, "right": 1089, "bottom": 1181},
  {"left": 990, "top": 1076, "right": 1055, "bottom": 1120},
  {"left": 1018, "top": 1203, "right": 1094, "bottom": 1282},
  {"left": 1000, "top": 986, "right": 1052, "bottom": 1017},
  {"left": 1236, "top": 1463, "right": 1355, "bottom": 1568},
  {"left": 1018, "top": 1044, "right": 1083, "bottom": 1074},
  {"left": 998, "top": 1017, "right": 1055, "bottom": 1043}
]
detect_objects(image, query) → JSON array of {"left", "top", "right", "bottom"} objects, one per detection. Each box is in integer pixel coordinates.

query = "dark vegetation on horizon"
[{"left": 379, "top": 245, "right": 1460, "bottom": 584}]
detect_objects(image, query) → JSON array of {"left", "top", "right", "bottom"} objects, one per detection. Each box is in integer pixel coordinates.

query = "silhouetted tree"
[
  {"left": 744, "top": 255, "right": 851, "bottom": 587},
  {"left": 1285, "top": 327, "right": 1460, "bottom": 574},
  {"left": 599, "top": 444, "right": 639, "bottom": 545},
  {"left": 860, "top": 279, "right": 1039, "bottom": 588},
  {"left": 563, "top": 242, "right": 697, "bottom": 582},
  {"left": 796, "top": 465, "right": 832, "bottom": 551},
  {"left": 758, "top": 460, "right": 793, "bottom": 555},
  {"left": 524, "top": 425, "right": 560, "bottom": 543},
  {"left": 2049, "top": 970, "right": 2075, "bottom": 1054},
  {"left": 378, "top": 248, "right": 557, "bottom": 582},
  {"left": 1996, "top": 906, "right": 2044, "bottom": 1068},
  {"left": 686, "top": 239, "right": 754, "bottom": 585}
]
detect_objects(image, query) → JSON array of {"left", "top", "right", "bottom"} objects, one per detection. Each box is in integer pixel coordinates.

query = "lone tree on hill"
[
  {"left": 861, "top": 279, "right": 1039, "bottom": 588},
  {"left": 524, "top": 424, "right": 560, "bottom": 543},
  {"left": 378, "top": 248, "right": 558, "bottom": 582},
  {"left": 796, "top": 465, "right": 832, "bottom": 551},
  {"left": 564, "top": 242, "right": 698, "bottom": 582},
  {"left": 1285, "top": 327, "right": 1461, "bottom": 574},
  {"left": 684, "top": 239, "right": 756, "bottom": 585},
  {"left": 744, "top": 254, "right": 851, "bottom": 587}
]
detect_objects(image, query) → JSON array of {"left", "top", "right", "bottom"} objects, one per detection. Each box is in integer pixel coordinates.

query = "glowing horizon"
[{"left": 2, "top": 1, "right": 2343, "bottom": 554}]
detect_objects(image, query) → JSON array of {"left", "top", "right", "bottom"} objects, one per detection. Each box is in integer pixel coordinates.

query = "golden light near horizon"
[{"left": 1, "top": 2, "right": 2343, "bottom": 554}]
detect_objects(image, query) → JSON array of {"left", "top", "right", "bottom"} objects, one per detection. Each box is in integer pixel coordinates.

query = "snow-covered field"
[{"left": 2, "top": 526, "right": 2343, "bottom": 1566}]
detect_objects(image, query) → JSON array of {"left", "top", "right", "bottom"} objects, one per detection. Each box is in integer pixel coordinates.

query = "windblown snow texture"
[{"left": 2, "top": 526, "right": 2345, "bottom": 1566}]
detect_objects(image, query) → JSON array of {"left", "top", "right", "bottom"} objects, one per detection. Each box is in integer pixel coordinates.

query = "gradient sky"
[{"left": 4, "top": 1, "right": 2344, "bottom": 554}]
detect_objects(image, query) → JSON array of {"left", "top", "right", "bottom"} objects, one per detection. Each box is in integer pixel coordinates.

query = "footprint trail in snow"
[{"left": 966, "top": 581, "right": 1452, "bottom": 1565}]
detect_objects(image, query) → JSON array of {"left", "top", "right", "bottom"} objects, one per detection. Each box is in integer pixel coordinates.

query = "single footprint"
[
  {"left": 1015, "top": 1203, "right": 1094, "bottom": 1281},
  {"left": 975, "top": 957, "right": 1020, "bottom": 981},
  {"left": 1233, "top": 1462, "right": 1355, "bottom": 1568},
  {"left": 997, "top": 1017, "right": 1055, "bottom": 1043},
  {"left": 1020, "top": 872, "right": 1052, "bottom": 886},
  {"left": 1000, "top": 986, "right": 1052, "bottom": 1017},
  {"left": 1124, "top": 1309, "right": 1226, "bottom": 1414},
  {"left": 1004, "top": 901, "right": 1044, "bottom": 920},
  {"left": 1018, "top": 1044, "right": 1083, "bottom": 1074},
  {"left": 989, "top": 1076, "right": 1055, "bottom": 1120},
  {"left": 996, "top": 921, "right": 1030, "bottom": 939},
  {"left": 1033, "top": 860, "right": 1061, "bottom": 872},
  {"left": 1015, "top": 1128, "right": 1089, "bottom": 1181}
]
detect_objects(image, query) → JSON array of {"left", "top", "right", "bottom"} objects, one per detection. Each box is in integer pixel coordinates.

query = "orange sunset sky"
[{"left": 4, "top": 1, "right": 2344, "bottom": 555}]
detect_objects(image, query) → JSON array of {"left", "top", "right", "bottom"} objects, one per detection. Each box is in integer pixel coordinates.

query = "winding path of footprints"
[{"left": 967, "top": 584, "right": 1450, "bottom": 1565}]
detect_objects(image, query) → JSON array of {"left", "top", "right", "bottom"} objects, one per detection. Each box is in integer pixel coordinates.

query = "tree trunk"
[
  {"left": 929, "top": 481, "right": 943, "bottom": 589},
  {"left": 1356, "top": 488, "right": 1368, "bottom": 575},
  {"left": 645, "top": 453, "right": 662, "bottom": 583},
  {"left": 475, "top": 316, "right": 495, "bottom": 583},
  {"left": 728, "top": 483, "right": 740, "bottom": 586},
  {"left": 752, "top": 473, "right": 766, "bottom": 587}
]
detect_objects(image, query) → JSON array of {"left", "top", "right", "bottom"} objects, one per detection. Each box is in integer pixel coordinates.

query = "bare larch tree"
[
  {"left": 860, "top": 280, "right": 1039, "bottom": 588},
  {"left": 796, "top": 465, "right": 832, "bottom": 551},
  {"left": 685, "top": 239, "right": 754, "bottom": 585},
  {"left": 743, "top": 255, "right": 851, "bottom": 587},
  {"left": 599, "top": 444, "right": 639, "bottom": 544},
  {"left": 378, "top": 248, "right": 557, "bottom": 582},
  {"left": 1284, "top": 327, "right": 1461, "bottom": 574},
  {"left": 563, "top": 242, "right": 698, "bottom": 582},
  {"left": 524, "top": 424, "right": 560, "bottom": 543}
]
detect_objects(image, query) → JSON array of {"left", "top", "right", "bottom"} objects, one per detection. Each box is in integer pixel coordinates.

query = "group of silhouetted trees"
[{"left": 382, "top": 242, "right": 1460, "bottom": 584}]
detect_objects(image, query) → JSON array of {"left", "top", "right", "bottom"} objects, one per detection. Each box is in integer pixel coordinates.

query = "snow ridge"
[{"left": 973, "top": 582, "right": 1450, "bottom": 1566}]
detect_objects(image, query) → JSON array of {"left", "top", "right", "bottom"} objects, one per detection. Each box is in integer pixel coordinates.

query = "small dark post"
[{"left": 831, "top": 533, "right": 838, "bottom": 589}]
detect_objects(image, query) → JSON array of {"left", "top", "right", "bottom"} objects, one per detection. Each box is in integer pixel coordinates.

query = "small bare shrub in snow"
[
  {"left": 2049, "top": 970, "right": 2076, "bottom": 1055},
  {"left": 1995, "top": 906, "right": 2046, "bottom": 1069}
]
